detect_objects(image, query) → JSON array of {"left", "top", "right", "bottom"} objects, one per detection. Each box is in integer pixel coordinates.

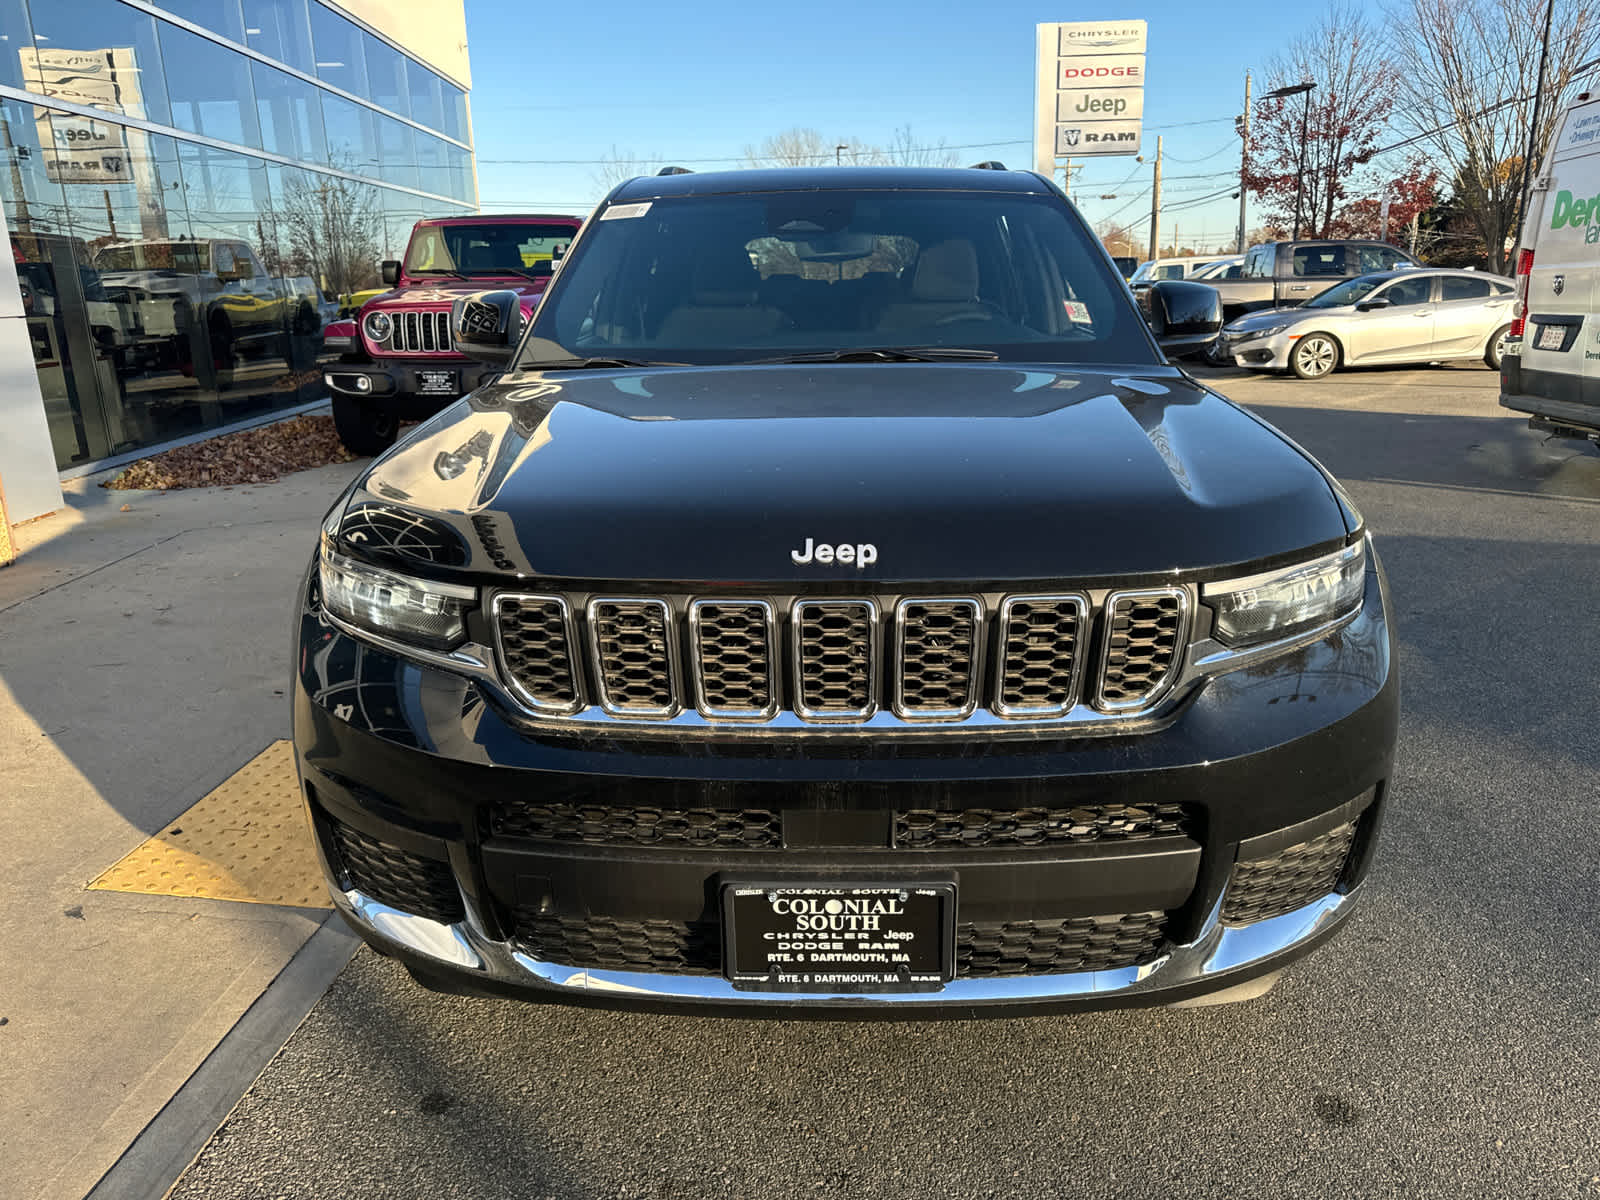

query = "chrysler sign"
[{"left": 1035, "top": 20, "right": 1147, "bottom": 170}]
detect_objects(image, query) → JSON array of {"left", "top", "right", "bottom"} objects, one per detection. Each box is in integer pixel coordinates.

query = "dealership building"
[{"left": 0, "top": 0, "right": 476, "bottom": 523}]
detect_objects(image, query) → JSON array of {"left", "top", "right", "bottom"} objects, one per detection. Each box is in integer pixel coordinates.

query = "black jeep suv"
[{"left": 293, "top": 166, "right": 1397, "bottom": 1014}]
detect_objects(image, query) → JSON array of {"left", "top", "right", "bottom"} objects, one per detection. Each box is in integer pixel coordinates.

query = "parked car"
[
  {"left": 1192, "top": 256, "right": 1245, "bottom": 281},
  {"left": 1129, "top": 254, "right": 1235, "bottom": 283},
  {"left": 1219, "top": 268, "right": 1514, "bottom": 378},
  {"left": 1500, "top": 73, "right": 1600, "bottom": 446},
  {"left": 323, "top": 213, "right": 583, "bottom": 453},
  {"left": 293, "top": 164, "right": 1397, "bottom": 1015},
  {"left": 1205, "top": 240, "right": 1422, "bottom": 323},
  {"left": 1110, "top": 255, "right": 1140, "bottom": 279}
]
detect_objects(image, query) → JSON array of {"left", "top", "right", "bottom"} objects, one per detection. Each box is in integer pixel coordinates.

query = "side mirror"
[
  {"left": 381, "top": 260, "right": 401, "bottom": 287},
  {"left": 1138, "top": 279, "right": 1222, "bottom": 358},
  {"left": 1355, "top": 298, "right": 1390, "bottom": 312},
  {"left": 450, "top": 289, "right": 524, "bottom": 365}
]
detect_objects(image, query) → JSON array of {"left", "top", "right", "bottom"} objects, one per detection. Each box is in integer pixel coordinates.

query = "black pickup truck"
[{"left": 292, "top": 166, "right": 1398, "bottom": 1015}]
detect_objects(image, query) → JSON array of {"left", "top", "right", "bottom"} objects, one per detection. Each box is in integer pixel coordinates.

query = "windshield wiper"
[
  {"left": 410, "top": 268, "right": 469, "bottom": 281},
  {"left": 523, "top": 356, "right": 673, "bottom": 370},
  {"left": 751, "top": 347, "right": 1000, "bottom": 364},
  {"left": 466, "top": 266, "right": 542, "bottom": 282}
]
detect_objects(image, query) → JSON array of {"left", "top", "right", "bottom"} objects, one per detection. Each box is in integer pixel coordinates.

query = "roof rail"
[
  {"left": 970, "top": 161, "right": 1008, "bottom": 171},
  {"left": 656, "top": 166, "right": 693, "bottom": 176}
]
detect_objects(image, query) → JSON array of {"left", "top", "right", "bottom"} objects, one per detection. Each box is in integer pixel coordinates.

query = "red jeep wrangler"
[{"left": 322, "top": 214, "right": 582, "bottom": 453}]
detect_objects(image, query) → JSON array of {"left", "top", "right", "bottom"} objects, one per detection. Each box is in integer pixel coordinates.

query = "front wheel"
[
  {"left": 331, "top": 392, "right": 399, "bottom": 456},
  {"left": 1290, "top": 333, "right": 1339, "bottom": 380},
  {"left": 1485, "top": 324, "right": 1511, "bottom": 370}
]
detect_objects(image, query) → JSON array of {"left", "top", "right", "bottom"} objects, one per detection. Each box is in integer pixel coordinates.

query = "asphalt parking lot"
[{"left": 152, "top": 363, "right": 1600, "bottom": 1198}]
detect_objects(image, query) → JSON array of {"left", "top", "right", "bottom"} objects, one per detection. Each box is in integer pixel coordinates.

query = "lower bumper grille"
[
  {"left": 957, "top": 912, "right": 1168, "bottom": 976},
  {"left": 516, "top": 913, "right": 722, "bottom": 975},
  {"left": 511, "top": 910, "right": 1169, "bottom": 978},
  {"left": 328, "top": 821, "right": 463, "bottom": 925},
  {"left": 1221, "top": 820, "right": 1357, "bottom": 926},
  {"left": 489, "top": 798, "right": 1195, "bottom": 851}
]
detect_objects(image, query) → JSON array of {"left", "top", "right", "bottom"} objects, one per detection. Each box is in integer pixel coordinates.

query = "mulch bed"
[{"left": 102, "top": 414, "right": 362, "bottom": 491}]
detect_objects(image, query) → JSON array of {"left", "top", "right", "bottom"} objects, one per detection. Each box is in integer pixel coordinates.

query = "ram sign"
[{"left": 1034, "top": 20, "right": 1147, "bottom": 170}]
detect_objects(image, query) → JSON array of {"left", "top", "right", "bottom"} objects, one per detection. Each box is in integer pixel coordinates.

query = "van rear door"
[{"left": 1520, "top": 94, "right": 1599, "bottom": 394}]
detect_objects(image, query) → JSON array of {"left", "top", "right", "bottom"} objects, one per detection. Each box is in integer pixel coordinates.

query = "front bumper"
[
  {"left": 1223, "top": 329, "right": 1296, "bottom": 370},
  {"left": 292, "top": 559, "right": 1398, "bottom": 1014},
  {"left": 323, "top": 360, "right": 502, "bottom": 404}
]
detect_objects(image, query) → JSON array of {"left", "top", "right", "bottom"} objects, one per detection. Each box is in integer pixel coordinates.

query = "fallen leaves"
[{"left": 103, "top": 414, "right": 360, "bottom": 491}]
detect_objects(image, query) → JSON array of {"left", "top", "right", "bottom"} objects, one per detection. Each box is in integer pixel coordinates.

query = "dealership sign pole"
[{"left": 1034, "top": 19, "right": 1147, "bottom": 176}]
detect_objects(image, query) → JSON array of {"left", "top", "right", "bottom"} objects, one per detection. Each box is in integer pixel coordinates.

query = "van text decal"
[{"left": 1549, "top": 190, "right": 1600, "bottom": 243}]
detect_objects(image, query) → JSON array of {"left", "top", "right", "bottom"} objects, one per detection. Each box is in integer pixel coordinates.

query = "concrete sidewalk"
[{"left": 0, "top": 462, "right": 364, "bottom": 1199}]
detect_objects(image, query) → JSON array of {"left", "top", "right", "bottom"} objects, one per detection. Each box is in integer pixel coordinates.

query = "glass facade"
[{"left": 0, "top": 0, "right": 475, "bottom": 467}]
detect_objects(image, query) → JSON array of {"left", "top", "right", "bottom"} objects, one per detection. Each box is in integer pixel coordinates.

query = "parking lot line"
[{"left": 87, "top": 740, "right": 330, "bottom": 908}]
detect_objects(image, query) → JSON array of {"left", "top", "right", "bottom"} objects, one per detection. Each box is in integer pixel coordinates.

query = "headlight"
[
  {"left": 1204, "top": 541, "right": 1366, "bottom": 647},
  {"left": 319, "top": 540, "right": 475, "bottom": 649},
  {"left": 363, "top": 310, "right": 392, "bottom": 343},
  {"left": 1242, "top": 323, "right": 1290, "bottom": 339}
]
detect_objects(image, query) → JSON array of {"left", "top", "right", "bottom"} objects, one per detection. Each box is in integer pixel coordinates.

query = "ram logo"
[{"left": 1060, "top": 128, "right": 1082, "bottom": 148}]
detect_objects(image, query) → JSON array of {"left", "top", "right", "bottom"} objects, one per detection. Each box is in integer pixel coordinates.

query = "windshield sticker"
[
  {"left": 1064, "top": 300, "right": 1092, "bottom": 324},
  {"left": 600, "top": 202, "right": 652, "bottom": 221}
]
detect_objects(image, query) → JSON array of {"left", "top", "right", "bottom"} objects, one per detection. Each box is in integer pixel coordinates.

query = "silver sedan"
[{"left": 1219, "top": 269, "right": 1516, "bottom": 379}]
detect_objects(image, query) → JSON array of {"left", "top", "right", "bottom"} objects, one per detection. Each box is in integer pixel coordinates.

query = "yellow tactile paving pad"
[{"left": 89, "top": 740, "right": 332, "bottom": 908}]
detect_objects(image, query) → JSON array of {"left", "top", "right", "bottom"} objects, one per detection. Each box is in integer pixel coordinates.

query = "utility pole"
[
  {"left": 1147, "top": 135, "right": 1163, "bottom": 262},
  {"left": 1237, "top": 71, "right": 1251, "bottom": 254},
  {"left": 1062, "top": 157, "right": 1072, "bottom": 199},
  {"left": 1514, "top": 0, "right": 1556, "bottom": 262}
]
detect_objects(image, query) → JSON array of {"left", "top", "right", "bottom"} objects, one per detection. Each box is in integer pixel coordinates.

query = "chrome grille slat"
[
  {"left": 794, "top": 599, "right": 878, "bottom": 720},
  {"left": 894, "top": 599, "right": 981, "bottom": 720},
  {"left": 995, "top": 594, "right": 1087, "bottom": 717},
  {"left": 690, "top": 600, "right": 779, "bottom": 720},
  {"left": 384, "top": 309, "right": 453, "bottom": 353},
  {"left": 489, "top": 588, "right": 1198, "bottom": 728},
  {"left": 588, "top": 598, "right": 679, "bottom": 717},
  {"left": 1096, "top": 588, "right": 1189, "bottom": 711},
  {"left": 492, "top": 594, "right": 582, "bottom": 714}
]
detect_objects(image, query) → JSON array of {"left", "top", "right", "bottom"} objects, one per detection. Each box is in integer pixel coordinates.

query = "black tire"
[
  {"left": 1485, "top": 324, "right": 1511, "bottom": 370},
  {"left": 332, "top": 392, "right": 399, "bottom": 456},
  {"left": 1289, "top": 333, "right": 1339, "bottom": 380}
]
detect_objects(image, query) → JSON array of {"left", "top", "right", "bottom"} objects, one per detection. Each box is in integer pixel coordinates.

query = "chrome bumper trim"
[{"left": 330, "top": 883, "right": 1357, "bottom": 1008}]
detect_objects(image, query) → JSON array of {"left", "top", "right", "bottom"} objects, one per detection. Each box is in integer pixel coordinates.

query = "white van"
[
  {"left": 1500, "top": 77, "right": 1600, "bottom": 444},
  {"left": 1128, "top": 255, "right": 1235, "bottom": 284}
]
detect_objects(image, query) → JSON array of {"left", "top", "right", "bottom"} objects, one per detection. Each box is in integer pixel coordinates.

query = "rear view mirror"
[
  {"left": 381, "top": 260, "right": 401, "bottom": 287},
  {"left": 1138, "top": 280, "right": 1223, "bottom": 358},
  {"left": 450, "top": 289, "right": 524, "bottom": 365}
]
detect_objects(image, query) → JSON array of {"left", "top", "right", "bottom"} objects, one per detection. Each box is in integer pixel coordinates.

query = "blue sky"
[{"left": 463, "top": 0, "right": 1307, "bottom": 252}]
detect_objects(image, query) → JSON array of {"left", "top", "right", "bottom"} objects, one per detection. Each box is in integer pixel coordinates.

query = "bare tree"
[
  {"left": 591, "top": 145, "right": 661, "bottom": 193},
  {"left": 1244, "top": 4, "right": 1397, "bottom": 240},
  {"left": 743, "top": 128, "right": 884, "bottom": 167},
  {"left": 276, "top": 168, "right": 382, "bottom": 294},
  {"left": 882, "top": 125, "right": 962, "bottom": 167},
  {"left": 1095, "top": 218, "right": 1140, "bottom": 258},
  {"left": 1386, "top": 0, "right": 1600, "bottom": 272}
]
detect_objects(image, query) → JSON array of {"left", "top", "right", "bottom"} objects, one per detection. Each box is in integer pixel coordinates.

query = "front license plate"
[
  {"left": 723, "top": 882, "right": 955, "bottom": 992},
  {"left": 417, "top": 368, "right": 458, "bottom": 395},
  {"left": 1535, "top": 324, "right": 1566, "bottom": 351}
]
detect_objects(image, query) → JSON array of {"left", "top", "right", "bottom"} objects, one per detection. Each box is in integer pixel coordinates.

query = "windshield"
[
  {"left": 1303, "top": 275, "right": 1387, "bottom": 309},
  {"left": 404, "top": 223, "right": 576, "bottom": 277},
  {"left": 94, "top": 242, "right": 211, "bottom": 273},
  {"left": 522, "top": 189, "right": 1152, "bottom": 366}
]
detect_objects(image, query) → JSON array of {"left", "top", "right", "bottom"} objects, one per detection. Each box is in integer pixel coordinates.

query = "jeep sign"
[
  {"left": 1057, "top": 90, "right": 1145, "bottom": 122},
  {"left": 1035, "top": 21, "right": 1147, "bottom": 169}
]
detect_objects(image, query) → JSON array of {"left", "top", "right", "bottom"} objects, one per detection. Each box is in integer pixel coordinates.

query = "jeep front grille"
[
  {"left": 492, "top": 587, "right": 1191, "bottom": 729},
  {"left": 389, "top": 309, "right": 453, "bottom": 354}
]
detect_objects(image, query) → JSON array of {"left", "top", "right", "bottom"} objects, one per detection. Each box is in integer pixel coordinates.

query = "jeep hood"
[
  {"left": 341, "top": 363, "right": 1349, "bottom": 582},
  {"left": 364, "top": 280, "right": 548, "bottom": 311}
]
